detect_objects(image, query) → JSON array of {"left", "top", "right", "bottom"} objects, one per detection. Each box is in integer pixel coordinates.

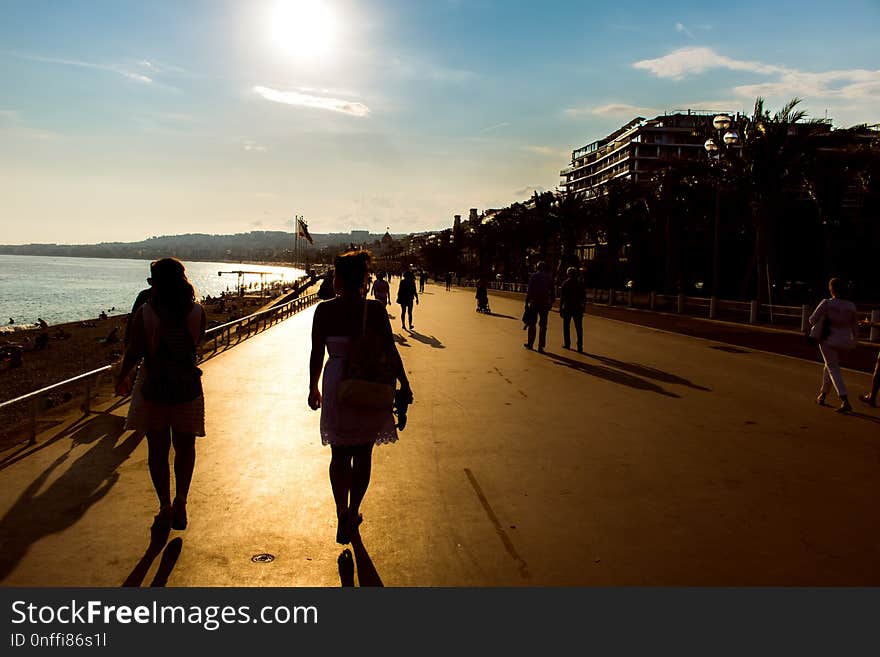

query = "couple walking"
[
  {"left": 372, "top": 268, "right": 419, "bottom": 330},
  {"left": 523, "top": 262, "right": 586, "bottom": 353}
]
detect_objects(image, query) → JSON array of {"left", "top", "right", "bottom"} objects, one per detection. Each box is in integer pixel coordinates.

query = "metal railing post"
[
  {"left": 709, "top": 297, "right": 717, "bottom": 319},
  {"left": 608, "top": 289, "right": 614, "bottom": 306},
  {"left": 801, "top": 305, "right": 809, "bottom": 333},
  {"left": 29, "top": 398, "right": 37, "bottom": 445},
  {"left": 677, "top": 294, "right": 685, "bottom": 314},
  {"left": 627, "top": 290, "right": 633, "bottom": 307},
  {"left": 871, "top": 310, "right": 880, "bottom": 342},
  {"left": 749, "top": 300, "right": 758, "bottom": 324},
  {"left": 649, "top": 292, "right": 656, "bottom": 310}
]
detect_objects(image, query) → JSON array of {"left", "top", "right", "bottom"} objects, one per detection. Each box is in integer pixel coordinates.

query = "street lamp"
[{"left": 704, "top": 114, "right": 740, "bottom": 300}]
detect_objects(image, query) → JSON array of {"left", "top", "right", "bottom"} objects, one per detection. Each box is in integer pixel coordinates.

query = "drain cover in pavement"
[{"left": 251, "top": 553, "right": 275, "bottom": 563}]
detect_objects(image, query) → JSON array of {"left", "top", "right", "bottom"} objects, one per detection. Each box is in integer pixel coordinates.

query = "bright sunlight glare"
[{"left": 270, "top": 0, "right": 338, "bottom": 60}]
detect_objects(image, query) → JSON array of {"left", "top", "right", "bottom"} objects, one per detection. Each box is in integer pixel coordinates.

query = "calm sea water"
[{"left": 0, "top": 255, "right": 305, "bottom": 329}]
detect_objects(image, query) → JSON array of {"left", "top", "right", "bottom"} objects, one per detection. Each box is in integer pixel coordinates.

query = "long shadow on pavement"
[
  {"left": 350, "top": 531, "right": 384, "bottom": 586},
  {"left": 584, "top": 353, "right": 711, "bottom": 391},
  {"left": 0, "top": 415, "right": 143, "bottom": 583},
  {"left": 0, "top": 398, "right": 132, "bottom": 473},
  {"left": 406, "top": 330, "right": 444, "bottom": 349},
  {"left": 544, "top": 351, "right": 680, "bottom": 398}
]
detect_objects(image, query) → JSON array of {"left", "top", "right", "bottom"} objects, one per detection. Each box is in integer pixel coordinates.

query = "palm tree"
[{"left": 738, "top": 97, "right": 829, "bottom": 303}]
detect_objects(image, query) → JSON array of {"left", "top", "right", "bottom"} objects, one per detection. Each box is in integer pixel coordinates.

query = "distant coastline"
[{"left": 0, "top": 229, "right": 405, "bottom": 264}]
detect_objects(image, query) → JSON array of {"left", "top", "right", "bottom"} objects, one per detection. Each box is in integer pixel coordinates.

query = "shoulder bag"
[{"left": 337, "top": 301, "right": 396, "bottom": 410}]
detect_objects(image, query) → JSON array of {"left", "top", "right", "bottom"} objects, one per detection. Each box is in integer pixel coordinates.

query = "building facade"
[{"left": 560, "top": 110, "right": 741, "bottom": 196}]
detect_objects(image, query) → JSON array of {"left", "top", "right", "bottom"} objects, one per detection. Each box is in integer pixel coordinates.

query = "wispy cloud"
[
  {"left": 242, "top": 139, "right": 268, "bottom": 153},
  {"left": 633, "top": 47, "right": 880, "bottom": 105},
  {"left": 253, "top": 85, "right": 370, "bottom": 117},
  {"left": 480, "top": 122, "right": 510, "bottom": 133},
  {"left": 11, "top": 52, "right": 154, "bottom": 83},
  {"left": 675, "top": 22, "right": 695, "bottom": 39},
  {"left": 567, "top": 103, "right": 659, "bottom": 118}
]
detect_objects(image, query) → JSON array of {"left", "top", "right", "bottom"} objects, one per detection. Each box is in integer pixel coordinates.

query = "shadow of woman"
[
  {"left": 406, "top": 330, "right": 445, "bottom": 349},
  {"left": 0, "top": 415, "right": 143, "bottom": 583},
  {"left": 337, "top": 531, "right": 384, "bottom": 587},
  {"left": 350, "top": 531, "right": 384, "bottom": 587}
]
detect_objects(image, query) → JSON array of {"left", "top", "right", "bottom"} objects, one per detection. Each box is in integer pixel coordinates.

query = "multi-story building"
[{"left": 560, "top": 110, "right": 741, "bottom": 196}]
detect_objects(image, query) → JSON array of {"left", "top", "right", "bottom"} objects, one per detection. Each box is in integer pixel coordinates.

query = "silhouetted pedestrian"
[
  {"left": 859, "top": 351, "right": 879, "bottom": 407},
  {"left": 559, "top": 267, "right": 586, "bottom": 352},
  {"left": 308, "top": 251, "right": 413, "bottom": 545},
  {"left": 523, "top": 261, "right": 554, "bottom": 353},
  {"left": 445, "top": 272, "right": 452, "bottom": 291},
  {"left": 115, "top": 258, "right": 207, "bottom": 532},
  {"left": 397, "top": 270, "right": 419, "bottom": 330},
  {"left": 810, "top": 278, "right": 858, "bottom": 413}
]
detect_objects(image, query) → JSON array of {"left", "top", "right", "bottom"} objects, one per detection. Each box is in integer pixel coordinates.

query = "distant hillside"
[{"left": 0, "top": 231, "right": 405, "bottom": 263}]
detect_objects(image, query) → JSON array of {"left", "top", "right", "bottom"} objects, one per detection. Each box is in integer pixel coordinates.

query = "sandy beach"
[{"left": 0, "top": 289, "right": 294, "bottom": 450}]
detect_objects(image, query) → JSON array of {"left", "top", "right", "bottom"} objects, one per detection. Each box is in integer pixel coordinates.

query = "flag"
[{"left": 297, "top": 218, "right": 314, "bottom": 244}]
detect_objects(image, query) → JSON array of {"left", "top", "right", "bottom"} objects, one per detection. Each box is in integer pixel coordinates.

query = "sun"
[{"left": 270, "top": 0, "right": 338, "bottom": 60}]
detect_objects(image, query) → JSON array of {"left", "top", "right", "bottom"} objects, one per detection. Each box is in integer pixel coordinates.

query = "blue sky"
[{"left": 1, "top": 0, "right": 878, "bottom": 243}]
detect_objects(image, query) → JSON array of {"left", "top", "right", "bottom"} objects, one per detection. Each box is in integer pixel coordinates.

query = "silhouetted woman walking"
[
  {"left": 397, "top": 269, "right": 419, "bottom": 330},
  {"left": 116, "top": 258, "right": 206, "bottom": 531},
  {"left": 308, "top": 251, "right": 413, "bottom": 544}
]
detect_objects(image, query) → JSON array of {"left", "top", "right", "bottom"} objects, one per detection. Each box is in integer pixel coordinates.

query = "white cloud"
[
  {"left": 566, "top": 103, "right": 659, "bottom": 118},
  {"left": 253, "top": 85, "right": 370, "bottom": 117},
  {"left": 633, "top": 47, "right": 785, "bottom": 80},
  {"left": 242, "top": 139, "right": 268, "bottom": 153},
  {"left": 632, "top": 47, "right": 880, "bottom": 121},
  {"left": 675, "top": 22, "right": 695, "bottom": 39}
]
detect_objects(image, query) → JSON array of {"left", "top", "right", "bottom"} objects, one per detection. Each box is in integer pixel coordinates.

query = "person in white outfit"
[{"left": 809, "top": 278, "right": 858, "bottom": 413}]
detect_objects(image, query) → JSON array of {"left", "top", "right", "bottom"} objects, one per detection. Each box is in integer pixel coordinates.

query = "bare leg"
[
  {"left": 329, "top": 446, "right": 353, "bottom": 533},
  {"left": 348, "top": 444, "right": 374, "bottom": 527},
  {"left": 171, "top": 432, "right": 196, "bottom": 503},
  {"left": 146, "top": 429, "right": 172, "bottom": 509}
]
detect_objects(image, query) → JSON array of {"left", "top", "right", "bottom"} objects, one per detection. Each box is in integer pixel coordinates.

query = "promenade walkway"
[{"left": 1, "top": 284, "right": 877, "bottom": 586}]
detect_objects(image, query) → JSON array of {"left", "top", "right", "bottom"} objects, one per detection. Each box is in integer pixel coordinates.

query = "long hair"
[
  {"left": 149, "top": 258, "right": 197, "bottom": 317},
  {"left": 334, "top": 250, "right": 371, "bottom": 296}
]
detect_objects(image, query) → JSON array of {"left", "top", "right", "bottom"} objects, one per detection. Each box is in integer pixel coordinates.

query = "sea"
[{"left": 0, "top": 255, "right": 306, "bottom": 330}]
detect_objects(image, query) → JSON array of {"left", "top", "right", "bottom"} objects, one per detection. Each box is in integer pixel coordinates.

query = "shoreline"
[{"left": 0, "top": 286, "right": 302, "bottom": 450}]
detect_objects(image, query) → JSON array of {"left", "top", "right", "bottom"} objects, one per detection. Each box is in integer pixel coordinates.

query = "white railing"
[{"left": 463, "top": 279, "right": 880, "bottom": 343}]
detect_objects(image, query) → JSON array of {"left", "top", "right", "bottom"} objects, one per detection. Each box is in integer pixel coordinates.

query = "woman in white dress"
[
  {"left": 308, "top": 251, "right": 413, "bottom": 544},
  {"left": 809, "top": 278, "right": 858, "bottom": 413}
]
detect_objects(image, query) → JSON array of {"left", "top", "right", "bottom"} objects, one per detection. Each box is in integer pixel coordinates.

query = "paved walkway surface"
[{"left": 1, "top": 284, "right": 878, "bottom": 586}]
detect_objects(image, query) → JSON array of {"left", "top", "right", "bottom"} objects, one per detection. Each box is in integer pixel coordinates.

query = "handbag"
[
  {"left": 337, "top": 301, "right": 396, "bottom": 410},
  {"left": 806, "top": 308, "right": 831, "bottom": 345}
]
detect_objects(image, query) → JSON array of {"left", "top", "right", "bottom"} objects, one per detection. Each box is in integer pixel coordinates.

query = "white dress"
[{"left": 320, "top": 336, "right": 398, "bottom": 446}]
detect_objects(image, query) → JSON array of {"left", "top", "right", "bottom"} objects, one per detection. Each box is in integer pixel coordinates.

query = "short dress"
[
  {"left": 320, "top": 336, "right": 397, "bottom": 447},
  {"left": 125, "top": 304, "right": 206, "bottom": 437}
]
